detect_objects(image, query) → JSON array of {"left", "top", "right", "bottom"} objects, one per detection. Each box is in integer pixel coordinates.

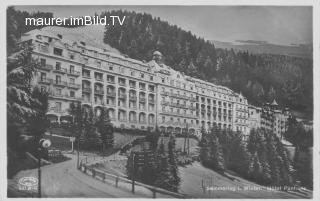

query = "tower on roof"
[
  {"left": 271, "top": 99, "right": 278, "bottom": 106},
  {"left": 152, "top": 51, "right": 163, "bottom": 64}
]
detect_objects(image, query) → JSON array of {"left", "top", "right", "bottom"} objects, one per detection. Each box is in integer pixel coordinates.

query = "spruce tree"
[{"left": 168, "top": 134, "right": 180, "bottom": 192}]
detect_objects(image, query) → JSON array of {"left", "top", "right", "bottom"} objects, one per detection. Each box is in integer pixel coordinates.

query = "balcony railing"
[
  {"left": 68, "top": 83, "right": 81, "bottom": 89},
  {"left": 161, "top": 101, "right": 170, "bottom": 105},
  {"left": 139, "top": 87, "right": 146, "bottom": 91},
  {"left": 53, "top": 81, "right": 67, "bottom": 87},
  {"left": 67, "top": 70, "right": 80, "bottom": 77},
  {"left": 129, "top": 96, "right": 137, "bottom": 101},
  {"left": 129, "top": 119, "right": 137, "bottom": 123},
  {"left": 118, "top": 94, "right": 127, "bottom": 99},
  {"left": 139, "top": 97, "right": 146, "bottom": 102},
  {"left": 39, "top": 64, "right": 53, "bottom": 71},
  {"left": 94, "top": 100, "right": 104, "bottom": 105},
  {"left": 107, "top": 91, "right": 116, "bottom": 97},
  {"left": 95, "top": 77, "right": 104, "bottom": 82},
  {"left": 119, "top": 82, "right": 126, "bottom": 86},
  {"left": 129, "top": 105, "right": 137, "bottom": 110},
  {"left": 82, "top": 74, "right": 91, "bottom": 79},
  {"left": 53, "top": 68, "right": 67, "bottom": 74},
  {"left": 94, "top": 89, "right": 104, "bottom": 95},
  {"left": 82, "top": 87, "right": 92, "bottom": 93},
  {"left": 107, "top": 79, "right": 115, "bottom": 84},
  {"left": 38, "top": 78, "right": 52, "bottom": 85}
]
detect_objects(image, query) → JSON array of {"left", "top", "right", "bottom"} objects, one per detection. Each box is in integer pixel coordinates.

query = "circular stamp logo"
[{"left": 18, "top": 177, "right": 38, "bottom": 191}]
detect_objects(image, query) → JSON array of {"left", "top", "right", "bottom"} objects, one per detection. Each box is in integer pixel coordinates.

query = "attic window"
[
  {"left": 36, "top": 35, "right": 42, "bottom": 40},
  {"left": 48, "top": 37, "right": 52, "bottom": 43},
  {"left": 53, "top": 48, "right": 63, "bottom": 56},
  {"left": 80, "top": 41, "right": 86, "bottom": 46},
  {"left": 57, "top": 34, "right": 62, "bottom": 39}
]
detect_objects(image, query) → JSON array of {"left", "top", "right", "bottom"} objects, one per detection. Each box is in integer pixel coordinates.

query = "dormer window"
[
  {"left": 53, "top": 48, "right": 63, "bottom": 56},
  {"left": 57, "top": 34, "right": 62, "bottom": 39}
]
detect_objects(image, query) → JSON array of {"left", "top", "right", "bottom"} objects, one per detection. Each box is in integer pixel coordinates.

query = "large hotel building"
[{"left": 20, "top": 28, "right": 289, "bottom": 138}]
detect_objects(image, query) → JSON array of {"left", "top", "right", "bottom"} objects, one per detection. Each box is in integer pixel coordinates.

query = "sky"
[{"left": 15, "top": 5, "right": 312, "bottom": 45}]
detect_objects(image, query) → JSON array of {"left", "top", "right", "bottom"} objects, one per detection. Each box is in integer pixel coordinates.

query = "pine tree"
[
  {"left": 229, "top": 131, "right": 251, "bottom": 176},
  {"left": 168, "top": 134, "right": 180, "bottom": 192},
  {"left": 208, "top": 128, "right": 225, "bottom": 172},
  {"left": 154, "top": 142, "right": 172, "bottom": 190}
]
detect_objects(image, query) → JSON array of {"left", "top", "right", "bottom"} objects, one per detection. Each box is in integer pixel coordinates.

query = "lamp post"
[{"left": 38, "top": 138, "right": 51, "bottom": 198}]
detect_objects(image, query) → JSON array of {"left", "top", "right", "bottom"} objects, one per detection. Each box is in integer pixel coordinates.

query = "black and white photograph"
[{"left": 3, "top": 1, "right": 318, "bottom": 199}]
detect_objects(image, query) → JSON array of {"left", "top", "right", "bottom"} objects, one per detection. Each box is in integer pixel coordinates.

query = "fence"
[{"left": 78, "top": 157, "right": 189, "bottom": 198}]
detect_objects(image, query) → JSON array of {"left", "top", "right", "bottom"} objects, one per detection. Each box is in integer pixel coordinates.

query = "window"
[
  {"left": 140, "top": 73, "right": 144, "bottom": 78},
  {"left": 48, "top": 37, "right": 52, "bottom": 43},
  {"left": 56, "top": 75, "right": 61, "bottom": 84},
  {"left": 69, "top": 78, "right": 75, "bottom": 84},
  {"left": 40, "top": 58, "right": 46, "bottom": 66},
  {"left": 55, "top": 62, "right": 61, "bottom": 70},
  {"left": 97, "top": 61, "right": 101, "bottom": 67},
  {"left": 131, "top": 71, "right": 135, "bottom": 76},
  {"left": 53, "top": 48, "right": 63, "bottom": 56},
  {"left": 70, "top": 54, "right": 74, "bottom": 60},
  {"left": 55, "top": 102, "right": 62, "bottom": 112},
  {"left": 161, "top": 78, "right": 165, "bottom": 83},
  {"left": 109, "top": 66, "right": 113, "bottom": 71},
  {"left": 56, "top": 88, "right": 62, "bottom": 95},
  {"left": 40, "top": 72, "right": 46, "bottom": 81},
  {"left": 150, "top": 76, "right": 153, "bottom": 81},
  {"left": 70, "top": 65, "right": 74, "bottom": 73},
  {"left": 162, "top": 116, "right": 165, "bottom": 123},
  {"left": 70, "top": 91, "right": 75, "bottom": 97},
  {"left": 41, "top": 86, "right": 46, "bottom": 92}
]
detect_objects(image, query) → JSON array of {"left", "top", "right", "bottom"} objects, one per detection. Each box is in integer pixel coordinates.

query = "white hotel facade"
[{"left": 21, "top": 29, "right": 250, "bottom": 137}]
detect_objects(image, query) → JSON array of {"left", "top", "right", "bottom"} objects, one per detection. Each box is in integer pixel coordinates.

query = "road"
[
  {"left": 179, "top": 162, "right": 312, "bottom": 198},
  {"left": 8, "top": 153, "right": 167, "bottom": 198}
]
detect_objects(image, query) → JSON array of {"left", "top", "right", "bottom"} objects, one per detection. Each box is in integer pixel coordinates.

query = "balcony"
[
  {"left": 161, "top": 91, "right": 169, "bottom": 96},
  {"left": 118, "top": 94, "right": 127, "bottom": 99},
  {"left": 130, "top": 84, "right": 136, "bottom": 89},
  {"left": 49, "top": 92, "right": 63, "bottom": 98},
  {"left": 95, "top": 77, "right": 104, "bottom": 82},
  {"left": 39, "top": 64, "right": 53, "bottom": 71},
  {"left": 53, "top": 81, "right": 67, "bottom": 87},
  {"left": 38, "top": 78, "right": 51, "bottom": 85},
  {"left": 53, "top": 68, "right": 67, "bottom": 74},
  {"left": 107, "top": 91, "right": 116, "bottom": 97},
  {"left": 129, "top": 105, "right": 137, "bottom": 110},
  {"left": 107, "top": 79, "right": 115, "bottom": 84},
  {"left": 139, "top": 97, "right": 146, "bottom": 103},
  {"left": 82, "top": 87, "right": 92, "bottom": 93},
  {"left": 67, "top": 70, "right": 80, "bottom": 77},
  {"left": 68, "top": 83, "right": 81, "bottom": 89},
  {"left": 94, "top": 100, "right": 104, "bottom": 105},
  {"left": 94, "top": 89, "right": 104, "bottom": 95},
  {"left": 82, "top": 74, "right": 91, "bottom": 79},
  {"left": 148, "top": 99, "right": 155, "bottom": 104},
  {"left": 129, "top": 119, "right": 137, "bottom": 123},
  {"left": 129, "top": 96, "right": 137, "bottom": 101},
  {"left": 119, "top": 82, "right": 126, "bottom": 87},
  {"left": 119, "top": 119, "right": 127, "bottom": 122},
  {"left": 161, "top": 101, "right": 169, "bottom": 105},
  {"left": 82, "top": 99, "right": 91, "bottom": 104},
  {"left": 106, "top": 102, "right": 116, "bottom": 106}
]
